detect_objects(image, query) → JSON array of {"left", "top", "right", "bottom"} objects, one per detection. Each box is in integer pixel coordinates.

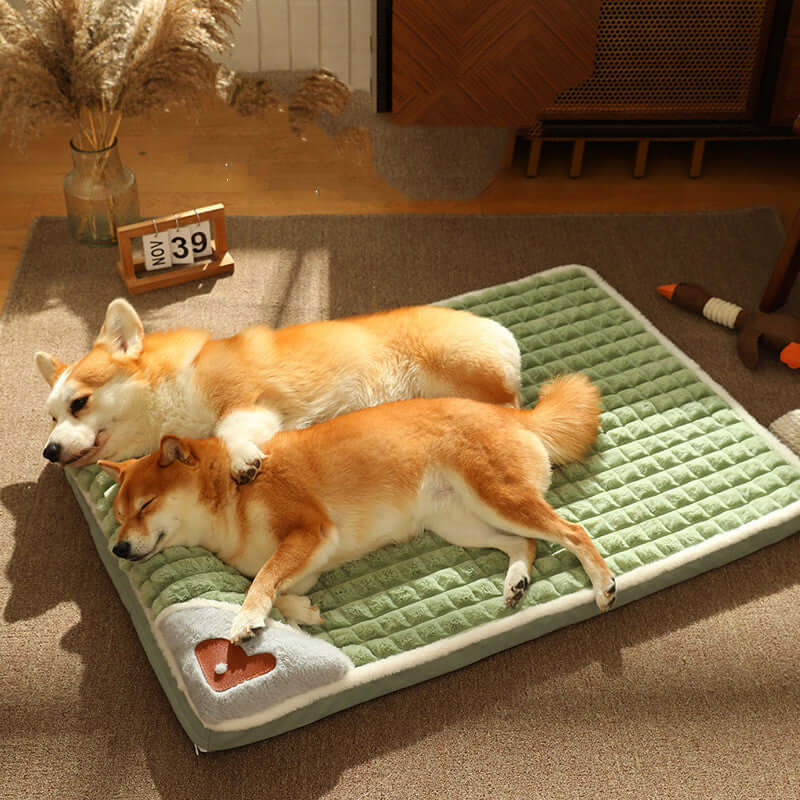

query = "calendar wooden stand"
[{"left": 116, "top": 204, "right": 234, "bottom": 294}]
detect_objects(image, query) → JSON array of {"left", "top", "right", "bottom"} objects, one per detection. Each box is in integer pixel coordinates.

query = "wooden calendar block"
[{"left": 116, "top": 204, "right": 234, "bottom": 294}]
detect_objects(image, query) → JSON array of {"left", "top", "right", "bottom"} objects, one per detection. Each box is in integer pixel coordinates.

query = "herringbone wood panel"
[{"left": 392, "top": 0, "right": 602, "bottom": 125}]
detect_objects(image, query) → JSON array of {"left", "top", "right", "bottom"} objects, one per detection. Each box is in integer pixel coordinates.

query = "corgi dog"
[
  {"left": 36, "top": 298, "right": 521, "bottom": 483},
  {"left": 100, "top": 374, "right": 616, "bottom": 644}
]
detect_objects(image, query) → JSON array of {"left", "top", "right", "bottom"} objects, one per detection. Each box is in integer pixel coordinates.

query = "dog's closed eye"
[
  {"left": 138, "top": 497, "right": 155, "bottom": 515},
  {"left": 70, "top": 395, "right": 89, "bottom": 415},
  {"left": 117, "top": 497, "right": 155, "bottom": 523}
]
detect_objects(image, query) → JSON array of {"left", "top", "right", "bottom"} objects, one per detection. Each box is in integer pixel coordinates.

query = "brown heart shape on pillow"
[{"left": 195, "top": 638, "right": 277, "bottom": 692}]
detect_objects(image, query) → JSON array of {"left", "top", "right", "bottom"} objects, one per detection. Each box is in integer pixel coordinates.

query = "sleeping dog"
[
  {"left": 100, "top": 374, "right": 617, "bottom": 644},
  {"left": 36, "top": 299, "right": 521, "bottom": 483}
]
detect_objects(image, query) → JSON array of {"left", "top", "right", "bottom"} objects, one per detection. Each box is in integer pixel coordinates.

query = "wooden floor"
[{"left": 2, "top": 99, "right": 799, "bottom": 311}]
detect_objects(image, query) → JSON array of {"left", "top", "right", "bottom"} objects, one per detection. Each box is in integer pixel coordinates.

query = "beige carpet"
[
  {"left": 1, "top": 210, "right": 798, "bottom": 799},
  {"left": 266, "top": 72, "right": 511, "bottom": 201}
]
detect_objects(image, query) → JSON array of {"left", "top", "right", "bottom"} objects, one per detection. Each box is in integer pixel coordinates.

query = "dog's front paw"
[
  {"left": 595, "top": 575, "right": 617, "bottom": 612},
  {"left": 229, "top": 441, "right": 266, "bottom": 485},
  {"left": 230, "top": 608, "right": 267, "bottom": 644}
]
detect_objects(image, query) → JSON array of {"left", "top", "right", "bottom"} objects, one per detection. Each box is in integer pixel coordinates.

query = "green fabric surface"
[{"left": 71, "top": 267, "right": 800, "bottom": 669}]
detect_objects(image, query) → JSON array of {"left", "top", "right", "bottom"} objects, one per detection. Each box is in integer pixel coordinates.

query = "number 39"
[{"left": 169, "top": 221, "right": 213, "bottom": 263}]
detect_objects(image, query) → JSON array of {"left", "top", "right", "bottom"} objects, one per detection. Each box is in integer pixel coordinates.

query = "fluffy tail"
[{"left": 523, "top": 374, "right": 602, "bottom": 466}]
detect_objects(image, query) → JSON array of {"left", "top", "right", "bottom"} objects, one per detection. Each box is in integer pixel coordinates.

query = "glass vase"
[{"left": 63, "top": 138, "right": 140, "bottom": 246}]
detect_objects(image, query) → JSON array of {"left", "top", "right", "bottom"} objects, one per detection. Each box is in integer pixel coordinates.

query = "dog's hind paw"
[
  {"left": 275, "top": 594, "right": 324, "bottom": 626},
  {"left": 503, "top": 563, "right": 530, "bottom": 607},
  {"left": 595, "top": 575, "right": 617, "bottom": 612},
  {"left": 229, "top": 608, "right": 266, "bottom": 644}
]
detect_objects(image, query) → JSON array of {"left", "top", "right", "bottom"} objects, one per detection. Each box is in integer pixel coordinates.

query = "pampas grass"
[
  {"left": 0, "top": 0, "right": 352, "bottom": 150},
  {"left": 288, "top": 69, "right": 351, "bottom": 139},
  {"left": 0, "top": 2, "right": 74, "bottom": 146},
  {"left": 0, "top": 0, "right": 352, "bottom": 245},
  {"left": 215, "top": 64, "right": 279, "bottom": 117}
]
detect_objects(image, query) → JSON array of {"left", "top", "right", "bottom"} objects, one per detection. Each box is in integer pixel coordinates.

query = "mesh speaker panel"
[{"left": 542, "top": 0, "right": 773, "bottom": 119}]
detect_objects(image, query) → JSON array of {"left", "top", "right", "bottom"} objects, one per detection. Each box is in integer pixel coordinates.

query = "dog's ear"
[
  {"left": 159, "top": 435, "right": 196, "bottom": 467},
  {"left": 35, "top": 351, "right": 66, "bottom": 387},
  {"left": 98, "top": 460, "right": 125, "bottom": 482},
  {"left": 96, "top": 298, "right": 144, "bottom": 359}
]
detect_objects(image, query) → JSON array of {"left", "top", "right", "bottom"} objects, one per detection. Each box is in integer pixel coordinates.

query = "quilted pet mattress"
[{"left": 65, "top": 265, "right": 800, "bottom": 751}]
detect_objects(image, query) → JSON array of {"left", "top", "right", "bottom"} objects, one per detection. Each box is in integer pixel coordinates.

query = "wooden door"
[{"left": 391, "top": 0, "right": 602, "bottom": 125}]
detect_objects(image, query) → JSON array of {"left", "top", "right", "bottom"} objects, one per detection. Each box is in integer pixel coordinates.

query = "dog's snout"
[
  {"left": 112, "top": 541, "right": 131, "bottom": 559},
  {"left": 43, "top": 442, "right": 61, "bottom": 463}
]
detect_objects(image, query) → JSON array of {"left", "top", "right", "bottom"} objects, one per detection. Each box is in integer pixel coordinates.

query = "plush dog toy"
[{"left": 657, "top": 283, "right": 800, "bottom": 371}]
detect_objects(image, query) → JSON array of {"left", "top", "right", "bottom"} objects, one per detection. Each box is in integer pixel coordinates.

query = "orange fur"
[
  {"left": 520, "top": 373, "right": 602, "bottom": 465},
  {"left": 43, "top": 301, "right": 521, "bottom": 474},
  {"left": 68, "top": 346, "right": 123, "bottom": 389},
  {"left": 191, "top": 305, "right": 520, "bottom": 418},
  {"left": 104, "top": 373, "right": 615, "bottom": 643}
]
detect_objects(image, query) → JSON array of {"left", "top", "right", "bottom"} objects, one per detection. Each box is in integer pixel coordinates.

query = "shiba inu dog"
[
  {"left": 100, "top": 374, "right": 616, "bottom": 644},
  {"left": 36, "top": 298, "right": 521, "bottom": 482}
]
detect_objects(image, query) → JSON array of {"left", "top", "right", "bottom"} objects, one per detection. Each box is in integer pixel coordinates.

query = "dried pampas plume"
[
  {"left": 215, "top": 64, "right": 279, "bottom": 116},
  {"left": 0, "top": 0, "right": 351, "bottom": 150},
  {"left": 216, "top": 65, "right": 353, "bottom": 137},
  {"left": 0, "top": 2, "right": 74, "bottom": 146},
  {"left": 288, "top": 69, "right": 351, "bottom": 139}
]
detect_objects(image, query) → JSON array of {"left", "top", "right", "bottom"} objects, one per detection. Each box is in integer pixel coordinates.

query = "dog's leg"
[
  {"left": 215, "top": 406, "right": 282, "bottom": 484},
  {"left": 230, "top": 526, "right": 336, "bottom": 643},
  {"left": 455, "top": 474, "right": 616, "bottom": 611},
  {"left": 273, "top": 570, "right": 323, "bottom": 626},
  {"left": 285, "top": 572, "right": 322, "bottom": 596},
  {"left": 533, "top": 511, "right": 616, "bottom": 611},
  {"left": 426, "top": 506, "right": 536, "bottom": 607},
  {"left": 464, "top": 486, "right": 616, "bottom": 612},
  {"left": 274, "top": 594, "right": 323, "bottom": 626}
]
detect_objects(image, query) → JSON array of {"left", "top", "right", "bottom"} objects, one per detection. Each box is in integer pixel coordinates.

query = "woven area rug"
[{"left": 2, "top": 211, "right": 799, "bottom": 795}]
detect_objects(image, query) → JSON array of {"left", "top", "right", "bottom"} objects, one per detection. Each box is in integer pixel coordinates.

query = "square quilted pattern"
[{"left": 71, "top": 267, "right": 800, "bottom": 667}]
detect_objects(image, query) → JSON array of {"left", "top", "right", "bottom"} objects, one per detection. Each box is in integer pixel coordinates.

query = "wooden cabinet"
[
  {"left": 390, "top": 0, "right": 797, "bottom": 130},
  {"left": 771, "top": 1, "right": 800, "bottom": 125},
  {"left": 541, "top": 0, "right": 776, "bottom": 122},
  {"left": 391, "top": 0, "right": 602, "bottom": 125}
]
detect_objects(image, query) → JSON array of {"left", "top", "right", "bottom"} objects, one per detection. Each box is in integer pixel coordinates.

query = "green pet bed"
[{"left": 65, "top": 265, "right": 800, "bottom": 751}]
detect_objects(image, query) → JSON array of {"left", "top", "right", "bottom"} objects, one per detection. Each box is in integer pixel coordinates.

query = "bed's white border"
[{"left": 137, "top": 263, "right": 800, "bottom": 735}]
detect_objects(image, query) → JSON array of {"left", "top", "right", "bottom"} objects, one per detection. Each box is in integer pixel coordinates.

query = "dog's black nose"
[
  {"left": 112, "top": 541, "right": 131, "bottom": 559},
  {"left": 43, "top": 442, "right": 61, "bottom": 463}
]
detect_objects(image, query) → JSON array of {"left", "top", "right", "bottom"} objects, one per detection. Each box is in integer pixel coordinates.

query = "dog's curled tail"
[{"left": 523, "top": 373, "right": 602, "bottom": 466}]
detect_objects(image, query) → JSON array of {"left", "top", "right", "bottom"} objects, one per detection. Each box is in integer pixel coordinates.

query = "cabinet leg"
[
  {"left": 569, "top": 139, "right": 586, "bottom": 178},
  {"left": 690, "top": 139, "right": 705, "bottom": 178},
  {"left": 634, "top": 139, "right": 649, "bottom": 178},
  {"left": 503, "top": 130, "right": 517, "bottom": 169},
  {"left": 527, "top": 137, "right": 543, "bottom": 177}
]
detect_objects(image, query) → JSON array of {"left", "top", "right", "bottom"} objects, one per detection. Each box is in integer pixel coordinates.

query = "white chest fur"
[
  {"left": 148, "top": 369, "right": 218, "bottom": 443},
  {"left": 223, "top": 499, "right": 278, "bottom": 577}
]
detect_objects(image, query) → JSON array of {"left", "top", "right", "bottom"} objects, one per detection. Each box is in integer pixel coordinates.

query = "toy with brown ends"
[{"left": 657, "top": 283, "right": 800, "bottom": 371}]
